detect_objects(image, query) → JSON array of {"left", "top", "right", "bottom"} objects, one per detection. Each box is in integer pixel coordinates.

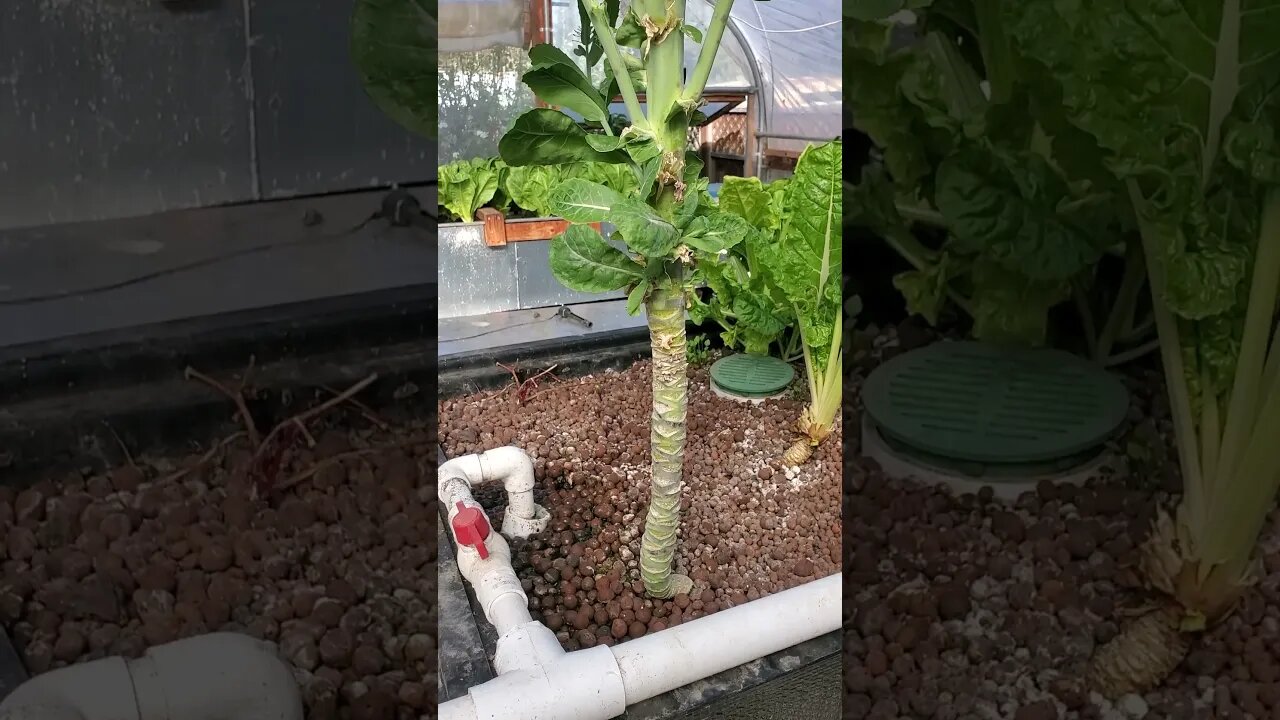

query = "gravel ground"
[
  {"left": 0, "top": 415, "right": 437, "bottom": 720},
  {"left": 438, "top": 357, "right": 842, "bottom": 652},
  {"left": 847, "top": 322, "right": 1280, "bottom": 720}
]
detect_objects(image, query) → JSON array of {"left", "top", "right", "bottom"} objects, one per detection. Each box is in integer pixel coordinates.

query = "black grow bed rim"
[
  {"left": 437, "top": 346, "right": 841, "bottom": 718},
  {"left": 0, "top": 284, "right": 436, "bottom": 479},
  {"left": 0, "top": 282, "right": 435, "bottom": 403},
  {"left": 438, "top": 326, "right": 652, "bottom": 398}
]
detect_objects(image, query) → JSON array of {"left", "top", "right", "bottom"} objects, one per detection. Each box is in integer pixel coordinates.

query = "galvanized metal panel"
[
  {"left": 248, "top": 0, "right": 435, "bottom": 198},
  {"left": 513, "top": 228, "right": 627, "bottom": 310},
  {"left": 439, "top": 223, "right": 519, "bottom": 318},
  {"left": 0, "top": 0, "right": 253, "bottom": 231}
]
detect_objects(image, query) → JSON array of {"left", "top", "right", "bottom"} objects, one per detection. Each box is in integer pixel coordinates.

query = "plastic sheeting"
[
  {"left": 438, "top": 0, "right": 841, "bottom": 166},
  {"left": 722, "top": 0, "right": 841, "bottom": 153}
]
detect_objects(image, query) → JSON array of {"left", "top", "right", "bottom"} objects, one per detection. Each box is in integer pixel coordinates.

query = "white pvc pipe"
[
  {"left": 0, "top": 632, "right": 303, "bottom": 720},
  {"left": 612, "top": 573, "right": 842, "bottom": 704},
  {"left": 439, "top": 447, "right": 548, "bottom": 538},
  {"left": 477, "top": 446, "right": 536, "bottom": 521},
  {"left": 439, "top": 574, "right": 841, "bottom": 720},
  {"left": 439, "top": 693, "right": 476, "bottom": 720}
]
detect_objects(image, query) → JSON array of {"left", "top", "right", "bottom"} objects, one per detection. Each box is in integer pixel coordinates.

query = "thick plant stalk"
[
  {"left": 781, "top": 439, "right": 812, "bottom": 466},
  {"left": 639, "top": 275, "right": 694, "bottom": 598},
  {"left": 1087, "top": 604, "right": 1191, "bottom": 699}
]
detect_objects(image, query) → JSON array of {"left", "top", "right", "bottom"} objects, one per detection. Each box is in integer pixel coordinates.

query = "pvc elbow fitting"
[{"left": 478, "top": 447, "right": 535, "bottom": 493}]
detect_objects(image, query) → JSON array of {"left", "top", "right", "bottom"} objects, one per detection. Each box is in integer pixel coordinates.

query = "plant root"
[
  {"left": 782, "top": 438, "right": 812, "bottom": 466},
  {"left": 1087, "top": 603, "right": 1191, "bottom": 699}
]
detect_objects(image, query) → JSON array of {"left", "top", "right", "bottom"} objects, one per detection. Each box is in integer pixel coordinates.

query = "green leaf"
[
  {"left": 935, "top": 145, "right": 1103, "bottom": 282},
  {"left": 718, "top": 176, "right": 778, "bottom": 230},
  {"left": 761, "top": 141, "right": 842, "bottom": 370},
  {"left": 500, "top": 109, "right": 630, "bottom": 166},
  {"left": 504, "top": 165, "right": 557, "bottom": 217},
  {"left": 586, "top": 134, "right": 628, "bottom": 153},
  {"left": 615, "top": 9, "right": 646, "bottom": 48},
  {"left": 684, "top": 212, "right": 751, "bottom": 253},
  {"left": 900, "top": 32, "right": 988, "bottom": 139},
  {"left": 681, "top": 24, "right": 704, "bottom": 43},
  {"left": 549, "top": 224, "right": 642, "bottom": 292},
  {"left": 548, "top": 179, "right": 621, "bottom": 223},
  {"left": 351, "top": 0, "right": 437, "bottom": 139},
  {"left": 612, "top": 197, "right": 681, "bottom": 257},
  {"left": 683, "top": 152, "right": 705, "bottom": 186},
  {"left": 845, "top": 22, "right": 931, "bottom": 187},
  {"left": 732, "top": 292, "right": 787, "bottom": 336},
  {"left": 893, "top": 255, "right": 952, "bottom": 325},
  {"left": 439, "top": 157, "right": 500, "bottom": 222},
  {"left": 627, "top": 280, "right": 650, "bottom": 315},
  {"left": 528, "top": 43, "right": 582, "bottom": 71},
  {"left": 967, "top": 256, "right": 1067, "bottom": 345},
  {"left": 635, "top": 158, "right": 661, "bottom": 201},
  {"left": 521, "top": 64, "right": 609, "bottom": 125},
  {"left": 847, "top": 0, "right": 905, "bottom": 21},
  {"left": 675, "top": 188, "right": 700, "bottom": 229}
]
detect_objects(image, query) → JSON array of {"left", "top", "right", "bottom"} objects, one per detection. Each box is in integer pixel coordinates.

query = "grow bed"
[
  {"left": 437, "top": 340, "right": 842, "bottom": 717},
  {"left": 848, "top": 321, "right": 1280, "bottom": 720},
  {"left": 0, "top": 291, "right": 439, "bottom": 720}
]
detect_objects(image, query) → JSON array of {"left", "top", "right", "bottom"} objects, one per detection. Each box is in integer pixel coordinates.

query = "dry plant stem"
[
  {"left": 156, "top": 432, "right": 247, "bottom": 484},
  {"left": 275, "top": 444, "right": 406, "bottom": 492},
  {"left": 102, "top": 421, "right": 137, "bottom": 468},
  {"left": 321, "top": 383, "right": 391, "bottom": 430},
  {"left": 293, "top": 419, "right": 317, "bottom": 448},
  {"left": 246, "top": 373, "right": 379, "bottom": 489},
  {"left": 185, "top": 366, "right": 262, "bottom": 446}
]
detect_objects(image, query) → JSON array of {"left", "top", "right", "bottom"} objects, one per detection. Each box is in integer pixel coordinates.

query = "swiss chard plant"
[
  {"left": 711, "top": 146, "right": 844, "bottom": 466},
  {"left": 847, "top": 2, "right": 1157, "bottom": 366},
  {"left": 501, "top": 0, "right": 762, "bottom": 599},
  {"left": 759, "top": 141, "right": 844, "bottom": 466},
  {"left": 999, "top": 0, "right": 1280, "bottom": 697},
  {"left": 690, "top": 175, "right": 803, "bottom": 359}
]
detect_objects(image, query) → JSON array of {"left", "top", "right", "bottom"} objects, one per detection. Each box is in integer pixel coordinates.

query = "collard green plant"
[
  {"left": 998, "top": 0, "right": 1280, "bottom": 697},
  {"left": 846, "top": 2, "right": 1155, "bottom": 365},
  {"left": 351, "top": 0, "right": 437, "bottom": 139},
  {"left": 502, "top": 0, "right": 762, "bottom": 600}
]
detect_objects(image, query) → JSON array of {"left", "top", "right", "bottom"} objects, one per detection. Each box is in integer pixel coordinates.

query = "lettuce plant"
[
  {"left": 501, "top": 0, "right": 762, "bottom": 599},
  {"left": 439, "top": 157, "right": 507, "bottom": 221},
  {"left": 437, "top": 157, "right": 639, "bottom": 221},
  {"left": 1002, "top": 0, "right": 1280, "bottom": 696}
]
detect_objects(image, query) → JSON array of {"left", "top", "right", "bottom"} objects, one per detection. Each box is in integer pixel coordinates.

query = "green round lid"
[
  {"left": 710, "top": 353, "right": 795, "bottom": 397},
  {"left": 862, "top": 341, "right": 1129, "bottom": 464}
]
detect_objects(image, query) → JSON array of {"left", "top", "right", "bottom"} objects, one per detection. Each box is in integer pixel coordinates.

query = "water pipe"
[
  {"left": 0, "top": 632, "right": 303, "bottom": 720},
  {"left": 438, "top": 447, "right": 841, "bottom": 720},
  {"left": 442, "top": 573, "right": 841, "bottom": 720},
  {"left": 438, "top": 445, "right": 550, "bottom": 538}
]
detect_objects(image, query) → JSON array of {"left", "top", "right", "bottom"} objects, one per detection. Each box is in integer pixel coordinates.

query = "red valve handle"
[{"left": 452, "top": 501, "right": 491, "bottom": 559}]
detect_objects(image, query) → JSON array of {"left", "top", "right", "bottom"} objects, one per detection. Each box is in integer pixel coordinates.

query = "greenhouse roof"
[{"left": 438, "top": 0, "right": 840, "bottom": 161}]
